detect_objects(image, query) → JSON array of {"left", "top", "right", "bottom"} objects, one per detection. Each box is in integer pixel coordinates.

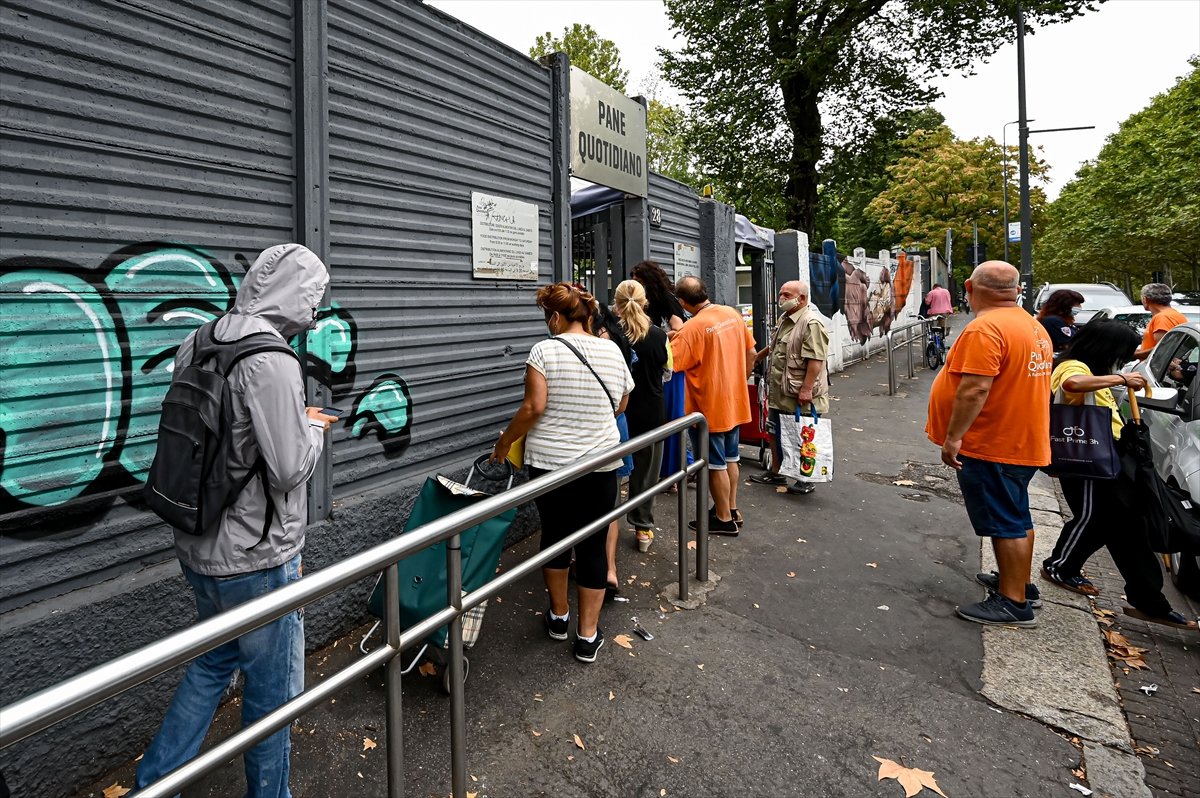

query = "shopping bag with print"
[{"left": 779, "top": 408, "right": 834, "bottom": 483}]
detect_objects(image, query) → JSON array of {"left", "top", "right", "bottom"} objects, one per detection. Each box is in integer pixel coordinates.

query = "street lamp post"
[
  {"left": 1001, "top": 119, "right": 1026, "bottom": 264},
  {"left": 1014, "top": 4, "right": 1096, "bottom": 311}
]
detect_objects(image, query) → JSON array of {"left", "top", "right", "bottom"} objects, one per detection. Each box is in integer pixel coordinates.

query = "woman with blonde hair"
[
  {"left": 613, "top": 279, "right": 671, "bottom": 551},
  {"left": 491, "top": 283, "right": 633, "bottom": 663}
]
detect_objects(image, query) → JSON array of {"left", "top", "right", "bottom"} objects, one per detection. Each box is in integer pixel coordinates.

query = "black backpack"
[{"left": 144, "top": 321, "right": 299, "bottom": 539}]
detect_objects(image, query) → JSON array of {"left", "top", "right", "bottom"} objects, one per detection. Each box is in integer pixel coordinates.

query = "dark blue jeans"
[{"left": 136, "top": 555, "right": 304, "bottom": 798}]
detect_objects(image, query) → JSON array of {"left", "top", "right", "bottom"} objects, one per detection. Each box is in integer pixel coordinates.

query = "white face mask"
[{"left": 779, "top": 297, "right": 800, "bottom": 313}]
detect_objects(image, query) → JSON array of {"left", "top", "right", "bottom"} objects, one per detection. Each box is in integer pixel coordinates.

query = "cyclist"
[{"left": 924, "top": 282, "right": 954, "bottom": 338}]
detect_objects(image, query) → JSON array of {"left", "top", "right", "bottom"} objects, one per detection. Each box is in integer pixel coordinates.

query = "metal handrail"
[
  {"left": 885, "top": 317, "right": 938, "bottom": 394},
  {"left": 0, "top": 413, "right": 710, "bottom": 798}
]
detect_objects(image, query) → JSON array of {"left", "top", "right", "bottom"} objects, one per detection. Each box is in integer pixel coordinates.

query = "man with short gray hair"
[{"left": 1135, "top": 282, "right": 1186, "bottom": 360}]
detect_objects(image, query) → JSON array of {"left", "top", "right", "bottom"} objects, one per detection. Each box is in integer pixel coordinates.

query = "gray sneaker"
[
  {"left": 956, "top": 592, "right": 1037, "bottom": 627},
  {"left": 975, "top": 571, "right": 1043, "bottom": 609}
]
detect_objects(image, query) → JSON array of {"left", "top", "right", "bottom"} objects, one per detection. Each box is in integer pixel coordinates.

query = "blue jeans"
[{"left": 136, "top": 555, "right": 304, "bottom": 798}]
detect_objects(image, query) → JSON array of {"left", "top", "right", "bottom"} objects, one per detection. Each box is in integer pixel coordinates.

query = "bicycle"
[{"left": 921, "top": 315, "right": 947, "bottom": 369}]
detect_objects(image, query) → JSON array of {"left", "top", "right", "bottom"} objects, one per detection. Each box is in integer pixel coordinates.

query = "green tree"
[
  {"left": 530, "top": 23, "right": 628, "bottom": 93},
  {"left": 864, "top": 125, "right": 1050, "bottom": 267},
  {"left": 647, "top": 98, "right": 702, "bottom": 188},
  {"left": 815, "top": 106, "right": 946, "bottom": 250},
  {"left": 659, "top": 0, "right": 1101, "bottom": 237},
  {"left": 1036, "top": 58, "right": 1200, "bottom": 289}
]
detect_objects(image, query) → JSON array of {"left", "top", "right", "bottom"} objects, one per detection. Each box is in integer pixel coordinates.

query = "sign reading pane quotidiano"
[
  {"left": 471, "top": 192, "right": 539, "bottom": 281},
  {"left": 569, "top": 67, "right": 648, "bottom": 198}
]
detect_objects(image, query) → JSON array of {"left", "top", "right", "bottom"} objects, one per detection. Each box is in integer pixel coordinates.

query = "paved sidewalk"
[
  {"left": 78, "top": 351, "right": 1131, "bottom": 798},
  {"left": 1079, "top": 532, "right": 1200, "bottom": 798}
]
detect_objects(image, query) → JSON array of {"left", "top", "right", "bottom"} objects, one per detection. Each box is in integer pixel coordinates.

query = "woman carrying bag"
[
  {"left": 490, "top": 283, "right": 634, "bottom": 662},
  {"left": 1035, "top": 320, "right": 1196, "bottom": 630}
]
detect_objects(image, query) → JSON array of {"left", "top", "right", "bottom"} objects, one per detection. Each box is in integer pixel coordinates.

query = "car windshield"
[{"left": 1113, "top": 311, "right": 1152, "bottom": 333}]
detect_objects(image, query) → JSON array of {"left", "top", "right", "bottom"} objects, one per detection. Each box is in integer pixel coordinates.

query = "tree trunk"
[{"left": 781, "top": 75, "right": 823, "bottom": 238}]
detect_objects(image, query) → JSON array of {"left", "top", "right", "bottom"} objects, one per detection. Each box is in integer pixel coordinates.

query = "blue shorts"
[
  {"left": 689, "top": 427, "right": 740, "bottom": 471},
  {"left": 955, "top": 455, "right": 1037, "bottom": 538}
]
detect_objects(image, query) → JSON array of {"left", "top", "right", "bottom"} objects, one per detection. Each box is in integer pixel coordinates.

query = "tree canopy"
[
  {"left": 660, "top": 0, "right": 1103, "bottom": 237},
  {"left": 1035, "top": 58, "right": 1200, "bottom": 289},
  {"left": 815, "top": 106, "right": 946, "bottom": 251},
  {"left": 865, "top": 125, "right": 1050, "bottom": 268},
  {"left": 529, "top": 23, "right": 628, "bottom": 93}
]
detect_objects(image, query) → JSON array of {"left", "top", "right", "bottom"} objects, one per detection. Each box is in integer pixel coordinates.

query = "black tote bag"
[{"left": 1043, "top": 388, "right": 1121, "bottom": 480}]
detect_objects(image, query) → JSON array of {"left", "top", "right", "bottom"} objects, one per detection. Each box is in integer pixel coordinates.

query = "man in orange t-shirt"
[
  {"left": 926, "top": 261, "right": 1052, "bottom": 628},
  {"left": 671, "top": 276, "right": 756, "bottom": 535},
  {"left": 1134, "top": 282, "right": 1188, "bottom": 360}
]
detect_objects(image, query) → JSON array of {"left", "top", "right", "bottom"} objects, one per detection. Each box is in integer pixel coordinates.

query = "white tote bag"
[{"left": 779, "top": 410, "right": 834, "bottom": 483}]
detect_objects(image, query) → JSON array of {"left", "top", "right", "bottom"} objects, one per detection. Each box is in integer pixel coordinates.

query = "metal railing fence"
[
  {"left": 0, "top": 414, "right": 711, "bottom": 798},
  {"left": 885, "top": 317, "right": 940, "bottom": 394}
]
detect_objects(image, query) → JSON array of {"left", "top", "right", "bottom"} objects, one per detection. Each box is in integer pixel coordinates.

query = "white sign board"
[
  {"left": 471, "top": 192, "right": 539, "bottom": 281},
  {"left": 569, "top": 67, "right": 648, "bottom": 197},
  {"left": 1008, "top": 221, "right": 1021, "bottom": 243},
  {"left": 674, "top": 242, "right": 700, "bottom": 280}
]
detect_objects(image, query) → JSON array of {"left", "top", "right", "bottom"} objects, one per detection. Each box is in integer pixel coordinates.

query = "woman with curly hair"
[
  {"left": 491, "top": 283, "right": 634, "bottom": 662},
  {"left": 631, "top": 260, "right": 690, "bottom": 480},
  {"left": 1035, "top": 288, "right": 1085, "bottom": 355}
]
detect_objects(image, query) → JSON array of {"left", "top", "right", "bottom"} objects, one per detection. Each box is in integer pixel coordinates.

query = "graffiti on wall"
[{"left": 0, "top": 242, "right": 412, "bottom": 520}]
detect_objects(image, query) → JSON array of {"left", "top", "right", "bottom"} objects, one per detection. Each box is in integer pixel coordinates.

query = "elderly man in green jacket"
[{"left": 750, "top": 280, "right": 830, "bottom": 495}]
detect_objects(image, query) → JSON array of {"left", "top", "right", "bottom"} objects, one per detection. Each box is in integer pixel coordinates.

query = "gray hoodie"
[{"left": 172, "top": 244, "right": 328, "bottom": 576}]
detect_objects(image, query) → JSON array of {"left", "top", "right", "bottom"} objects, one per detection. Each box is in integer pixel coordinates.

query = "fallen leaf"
[
  {"left": 892, "top": 479, "right": 917, "bottom": 486},
  {"left": 1192, "top": 687, "right": 1200, "bottom": 695},
  {"left": 573, "top": 733, "right": 586, "bottom": 750},
  {"left": 356, "top": 772, "right": 363, "bottom": 779},
  {"left": 867, "top": 562, "right": 878, "bottom": 568},
  {"left": 609, "top": 690, "right": 615, "bottom": 701},
  {"left": 667, "top": 755, "right": 680, "bottom": 764},
  {"left": 612, "top": 634, "right": 634, "bottom": 649},
  {"left": 661, "top": 790, "right": 667, "bottom": 797},
  {"left": 797, "top": 538, "right": 808, "bottom": 543},
  {"left": 873, "top": 756, "right": 949, "bottom": 798},
  {"left": 697, "top": 664, "right": 705, "bottom": 670},
  {"left": 418, "top": 661, "right": 438, "bottom": 677},
  {"left": 103, "top": 785, "right": 131, "bottom": 798},
  {"left": 567, "top": 755, "right": 575, "bottom": 761},
  {"left": 1071, "top": 767, "right": 1086, "bottom": 780},
  {"left": 531, "top": 729, "right": 543, "bottom": 737},
  {"left": 468, "top": 793, "right": 479, "bottom": 798},
  {"left": 787, "top": 571, "right": 796, "bottom": 578},
  {"left": 753, "top": 603, "right": 760, "bottom": 608},
  {"left": 776, "top": 486, "right": 788, "bottom": 493},
  {"left": 687, "top": 540, "right": 697, "bottom": 550},
  {"left": 877, "top": 605, "right": 890, "bottom": 611},
  {"left": 363, "top": 737, "right": 377, "bottom": 751}
]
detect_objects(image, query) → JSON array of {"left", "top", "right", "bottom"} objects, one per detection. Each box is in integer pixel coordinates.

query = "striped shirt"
[{"left": 525, "top": 334, "right": 634, "bottom": 471}]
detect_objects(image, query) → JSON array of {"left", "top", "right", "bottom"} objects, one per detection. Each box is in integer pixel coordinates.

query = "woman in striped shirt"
[{"left": 491, "top": 283, "right": 633, "bottom": 663}]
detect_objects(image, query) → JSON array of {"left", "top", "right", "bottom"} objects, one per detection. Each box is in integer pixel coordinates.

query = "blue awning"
[{"left": 570, "top": 184, "right": 624, "bottom": 220}]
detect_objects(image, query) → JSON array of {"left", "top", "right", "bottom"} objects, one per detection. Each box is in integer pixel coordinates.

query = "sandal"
[
  {"left": 1122, "top": 606, "right": 1198, "bottom": 631},
  {"left": 1040, "top": 567, "right": 1100, "bottom": 596},
  {"left": 636, "top": 529, "right": 654, "bottom": 553}
]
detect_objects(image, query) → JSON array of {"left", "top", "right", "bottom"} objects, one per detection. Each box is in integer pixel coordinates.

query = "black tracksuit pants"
[{"left": 1044, "top": 475, "right": 1173, "bottom": 616}]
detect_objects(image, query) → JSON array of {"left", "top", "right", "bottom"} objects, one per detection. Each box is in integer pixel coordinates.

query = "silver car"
[
  {"left": 1090, "top": 304, "right": 1200, "bottom": 335},
  {"left": 1126, "top": 322, "right": 1200, "bottom": 599}
]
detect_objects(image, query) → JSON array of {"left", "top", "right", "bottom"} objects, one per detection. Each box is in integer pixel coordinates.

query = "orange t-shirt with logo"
[
  {"left": 926, "top": 307, "right": 1053, "bottom": 466},
  {"left": 1142, "top": 307, "right": 1188, "bottom": 352},
  {"left": 670, "top": 303, "right": 756, "bottom": 433}
]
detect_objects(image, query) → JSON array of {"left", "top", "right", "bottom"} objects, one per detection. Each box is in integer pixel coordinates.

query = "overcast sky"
[{"left": 428, "top": 0, "right": 1199, "bottom": 200}]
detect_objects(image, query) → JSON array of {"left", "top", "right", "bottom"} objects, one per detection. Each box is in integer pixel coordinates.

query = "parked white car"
[
  {"left": 1090, "top": 304, "right": 1200, "bottom": 335},
  {"left": 1125, "top": 322, "right": 1200, "bottom": 599}
]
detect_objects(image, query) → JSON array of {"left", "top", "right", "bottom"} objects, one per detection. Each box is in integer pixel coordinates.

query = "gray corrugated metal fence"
[
  {"left": 0, "top": 1, "right": 558, "bottom": 795},
  {"left": 648, "top": 172, "right": 702, "bottom": 281}
]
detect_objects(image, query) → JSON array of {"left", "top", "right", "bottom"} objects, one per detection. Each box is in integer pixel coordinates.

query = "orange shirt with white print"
[
  {"left": 926, "top": 306, "right": 1053, "bottom": 466},
  {"left": 1142, "top": 307, "right": 1188, "bottom": 352},
  {"left": 670, "top": 303, "right": 756, "bottom": 433}
]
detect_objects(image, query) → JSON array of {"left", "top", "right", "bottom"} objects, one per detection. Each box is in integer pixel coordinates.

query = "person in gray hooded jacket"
[{"left": 136, "top": 244, "right": 336, "bottom": 798}]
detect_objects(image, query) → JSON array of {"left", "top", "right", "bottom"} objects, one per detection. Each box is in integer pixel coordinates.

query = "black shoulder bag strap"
[{"left": 551, "top": 336, "right": 618, "bottom": 413}]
